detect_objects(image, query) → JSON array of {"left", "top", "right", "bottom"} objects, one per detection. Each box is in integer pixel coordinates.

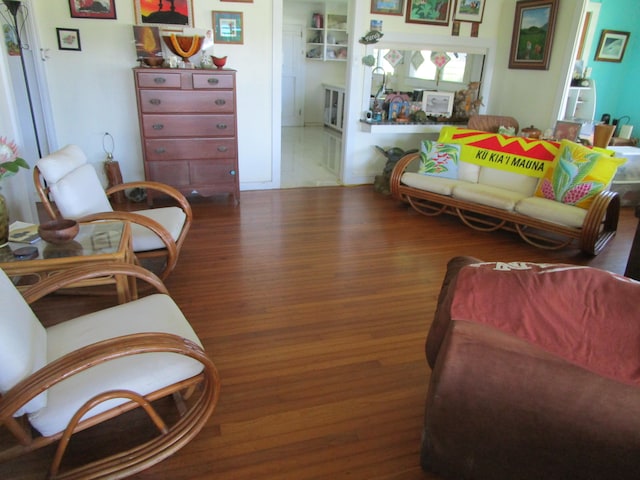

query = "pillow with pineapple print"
[
  {"left": 417, "top": 139, "right": 461, "bottom": 179},
  {"left": 534, "top": 139, "right": 626, "bottom": 209}
]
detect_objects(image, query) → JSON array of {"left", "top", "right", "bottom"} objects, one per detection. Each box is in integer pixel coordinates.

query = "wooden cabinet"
[
  {"left": 323, "top": 84, "right": 344, "bottom": 132},
  {"left": 133, "top": 68, "right": 239, "bottom": 203}
]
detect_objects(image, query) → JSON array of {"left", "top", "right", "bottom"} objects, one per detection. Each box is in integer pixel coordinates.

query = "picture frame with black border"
[{"left": 57, "top": 28, "right": 81, "bottom": 51}]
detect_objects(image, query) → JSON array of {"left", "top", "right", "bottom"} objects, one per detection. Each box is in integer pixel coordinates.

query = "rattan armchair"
[
  {"left": 0, "top": 264, "right": 220, "bottom": 479},
  {"left": 34, "top": 144, "right": 193, "bottom": 280}
]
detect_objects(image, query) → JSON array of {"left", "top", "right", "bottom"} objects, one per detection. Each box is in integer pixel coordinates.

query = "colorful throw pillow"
[
  {"left": 417, "top": 140, "right": 460, "bottom": 179},
  {"left": 534, "top": 140, "right": 626, "bottom": 209},
  {"left": 498, "top": 125, "right": 516, "bottom": 136}
]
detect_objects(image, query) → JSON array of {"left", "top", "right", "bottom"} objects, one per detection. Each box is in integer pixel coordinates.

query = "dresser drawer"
[
  {"left": 144, "top": 138, "right": 237, "bottom": 160},
  {"left": 190, "top": 161, "right": 238, "bottom": 184},
  {"left": 136, "top": 72, "right": 182, "bottom": 89},
  {"left": 192, "top": 72, "right": 235, "bottom": 90},
  {"left": 141, "top": 114, "right": 236, "bottom": 138},
  {"left": 146, "top": 160, "right": 237, "bottom": 188},
  {"left": 146, "top": 161, "right": 191, "bottom": 186},
  {"left": 138, "top": 90, "right": 235, "bottom": 114}
]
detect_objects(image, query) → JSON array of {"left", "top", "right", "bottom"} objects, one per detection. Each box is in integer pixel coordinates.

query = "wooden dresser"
[{"left": 133, "top": 68, "right": 239, "bottom": 203}]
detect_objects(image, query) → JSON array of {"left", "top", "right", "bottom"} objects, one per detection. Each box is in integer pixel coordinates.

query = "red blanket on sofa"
[{"left": 450, "top": 262, "right": 640, "bottom": 386}]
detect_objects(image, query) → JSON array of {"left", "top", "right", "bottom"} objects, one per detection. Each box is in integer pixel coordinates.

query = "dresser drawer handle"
[
  {"left": 152, "top": 124, "right": 164, "bottom": 130},
  {"left": 207, "top": 78, "right": 219, "bottom": 85},
  {"left": 153, "top": 77, "right": 166, "bottom": 84},
  {"left": 229, "top": 170, "right": 236, "bottom": 176},
  {"left": 215, "top": 99, "right": 226, "bottom": 106},
  {"left": 154, "top": 147, "right": 166, "bottom": 154},
  {"left": 149, "top": 98, "right": 161, "bottom": 105},
  {"left": 216, "top": 123, "right": 228, "bottom": 130},
  {"left": 217, "top": 146, "right": 228, "bottom": 152}
]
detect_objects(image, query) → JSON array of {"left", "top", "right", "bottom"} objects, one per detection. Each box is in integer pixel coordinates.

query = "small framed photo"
[
  {"left": 508, "top": 0, "right": 559, "bottom": 70},
  {"left": 594, "top": 30, "right": 630, "bottom": 63},
  {"left": 370, "top": 0, "right": 404, "bottom": 16},
  {"left": 406, "top": 0, "right": 451, "bottom": 26},
  {"left": 213, "top": 11, "right": 244, "bottom": 45},
  {"left": 56, "top": 28, "right": 81, "bottom": 51},
  {"left": 69, "top": 0, "right": 117, "bottom": 20},
  {"left": 453, "top": 0, "right": 485, "bottom": 23},
  {"left": 553, "top": 121, "right": 582, "bottom": 142},
  {"left": 422, "top": 91, "right": 455, "bottom": 118},
  {"left": 134, "top": 0, "right": 194, "bottom": 27}
]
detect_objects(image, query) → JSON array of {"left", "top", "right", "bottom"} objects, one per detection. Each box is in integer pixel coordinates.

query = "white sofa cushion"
[
  {"left": 459, "top": 161, "right": 481, "bottom": 183},
  {"left": 0, "top": 269, "right": 48, "bottom": 416},
  {"left": 402, "top": 172, "right": 461, "bottom": 196},
  {"left": 453, "top": 183, "right": 528, "bottom": 211},
  {"left": 29, "top": 294, "right": 204, "bottom": 437},
  {"left": 478, "top": 167, "right": 539, "bottom": 196},
  {"left": 515, "top": 196, "right": 587, "bottom": 228}
]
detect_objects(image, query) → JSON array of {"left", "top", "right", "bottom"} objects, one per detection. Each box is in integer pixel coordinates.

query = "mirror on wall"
[{"left": 369, "top": 48, "right": 486, "bottom": 100}]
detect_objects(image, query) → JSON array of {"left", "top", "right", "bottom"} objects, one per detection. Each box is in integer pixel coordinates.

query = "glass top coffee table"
[{"left": 0, "top": 221, "right": 136, "bottom": 303}]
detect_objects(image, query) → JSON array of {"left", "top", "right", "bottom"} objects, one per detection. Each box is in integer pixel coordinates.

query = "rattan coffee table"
[{"left": 0, "top": 221, "right": 136, "bottom": 303}]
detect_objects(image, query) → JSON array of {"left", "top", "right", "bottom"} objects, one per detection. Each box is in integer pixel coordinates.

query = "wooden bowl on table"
[{"left": 38, "top": 219, "right": 79, "bottom": 244}]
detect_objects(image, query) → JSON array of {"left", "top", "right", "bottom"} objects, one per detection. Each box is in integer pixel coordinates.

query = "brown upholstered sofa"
[{"left": 421, "top": 256, "right": 640, "bottom": 479}]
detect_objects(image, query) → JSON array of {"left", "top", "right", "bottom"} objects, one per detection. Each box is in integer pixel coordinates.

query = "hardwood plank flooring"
[{"left": 1, "top": 186, "right": 636, "bottom": 479}]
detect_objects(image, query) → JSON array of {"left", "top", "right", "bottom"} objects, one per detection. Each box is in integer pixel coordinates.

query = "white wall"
[{"left": 0, "top": 0, "right": 584, "bottom": 215}]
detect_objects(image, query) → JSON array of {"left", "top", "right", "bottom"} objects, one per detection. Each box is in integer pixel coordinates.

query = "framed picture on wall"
[
  {"left": 453, "top": 0, "right": 485, "bottom": 23},
  {"left": 594, "top": 30, "right": 630, "bottom": 63},
  {"left": 371, "top": 0, "right": 404, "bottom": 16},
  {"left": 508, "top": 0, "right": 558, "bottom": 70},
  {"left": 69, "top": 0, "right": 117, "bottom": 20},
  {"left": 406, "top": 0, "right": 451, "bottom": 26},
  {"left": 213, "top": 11, "right": 244, "bottom": 44},
  {"left": 134, "top": 0, "right": 194, "bottom": 27},
  {"left": 57, "top": 28, "right": 81, "bottom": 51}
]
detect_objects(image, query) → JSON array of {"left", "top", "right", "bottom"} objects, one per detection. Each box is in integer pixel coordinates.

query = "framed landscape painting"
[
  {"left": 69, "top": 0, "right": 117, "bottom": 19},
  {"left": 508, "top": 0, "right": 558, "bottom": 70},
  {"left": 371, "top": 0, "right": 404, "bottom": 16},
  {"left": 134, "top": 0, "right": 194, "bottom": 27},
  {"left": 453, "top": 0, "right": 485, "bottom": 23}
]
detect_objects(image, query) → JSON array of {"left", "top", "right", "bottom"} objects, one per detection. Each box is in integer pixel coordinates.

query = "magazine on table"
[{"left": 8, "top": 221, "right": 41, "bottom": 244}]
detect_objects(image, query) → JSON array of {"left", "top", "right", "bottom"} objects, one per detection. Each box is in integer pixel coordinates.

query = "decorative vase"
[{"left": 0, "top": 193, "right": 8, "bottom": 246}]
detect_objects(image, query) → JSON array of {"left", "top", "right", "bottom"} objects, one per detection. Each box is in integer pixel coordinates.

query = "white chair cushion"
[
  {"left": 401, "top": 172, "right": 461, "bottom": 196},
  {"left": 478, "top": 167, "right": 539, "bottom": 196},
  {"left": 0, "top": 269, "right": 48, "bottom": 416},
  {"left": 29, "top": 294, "right": 204, "bottom": 437},
  {"left": 37, "top": 145, "right": 88, "bottom": 184},
  {"left": 130, "top": 207, "right": 187, "bottom": 252},
  {"left": 515, "top": 196, "right": 587, "bottom": 228},
  {"left": 49, "top": 164, "right": 113, "bottom": 219},
  {"left": 453, "top": 183, "right": 528, "bottom": 211}
]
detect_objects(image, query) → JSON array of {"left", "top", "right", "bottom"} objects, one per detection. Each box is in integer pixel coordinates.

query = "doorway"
[{"left": 280, "top": 1, "right": 344, "bottom": 189}]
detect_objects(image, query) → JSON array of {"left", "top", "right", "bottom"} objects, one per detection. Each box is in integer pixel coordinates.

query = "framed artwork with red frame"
[{"left": 69, "top": 0, "right": 117, "bottom": 20}]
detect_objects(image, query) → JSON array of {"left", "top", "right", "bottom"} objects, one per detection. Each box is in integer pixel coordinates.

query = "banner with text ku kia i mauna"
[{"left": 438, "top": 127, "right": 560, "bottom": 178}]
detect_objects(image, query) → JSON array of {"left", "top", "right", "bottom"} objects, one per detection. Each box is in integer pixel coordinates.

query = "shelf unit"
[
  {"left": 306, "top": 7, "right": 348, "bottom": 62},
  {"left": 564, "top": 81, "right": 596, "bottom": 123}
]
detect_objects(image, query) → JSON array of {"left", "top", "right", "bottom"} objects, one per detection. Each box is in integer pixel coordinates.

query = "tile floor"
[{"left": 280, "top": 126, "right": 342, "bottom": 188}]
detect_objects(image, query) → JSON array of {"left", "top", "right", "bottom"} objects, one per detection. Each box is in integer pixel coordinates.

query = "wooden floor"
[{"left": 2, "top": 186, "right": 637, "bottom": 480}]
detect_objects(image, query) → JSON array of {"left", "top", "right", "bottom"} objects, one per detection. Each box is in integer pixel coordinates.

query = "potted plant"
[{"left": 0, "top": 137, "right": 30, "bottom": 245}]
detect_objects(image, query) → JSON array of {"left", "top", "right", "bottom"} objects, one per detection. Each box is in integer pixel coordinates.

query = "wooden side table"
[
  {"left": 625, "top": 206, "right": 640, "bottom": 281},
  {"left": 0, "top": 221, "right": 136, "bottom": 303}
]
